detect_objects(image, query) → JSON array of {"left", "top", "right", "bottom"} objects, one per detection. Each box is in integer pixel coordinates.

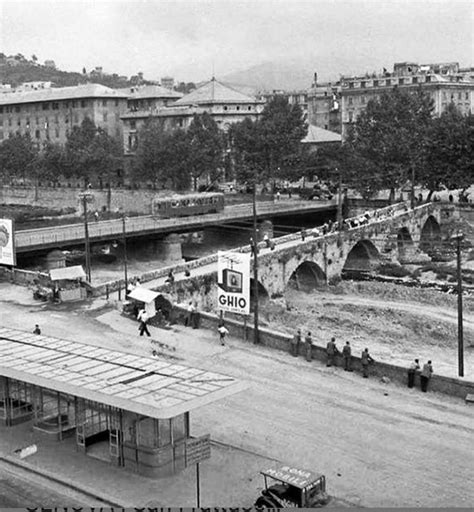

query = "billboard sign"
[
  {"left": 0, "top": 218, "right": 16, "bottom": 266},
  {"left": 217, "top": 251, "right": 250, "bottom": 315},
  {"left": 186, "top": 434, "right": 211, "bottom": 466}
]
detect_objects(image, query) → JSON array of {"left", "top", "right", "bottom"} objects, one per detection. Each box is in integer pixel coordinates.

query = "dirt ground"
[{"left": 259, "top": 280, "right": 474, "bottom": 379}]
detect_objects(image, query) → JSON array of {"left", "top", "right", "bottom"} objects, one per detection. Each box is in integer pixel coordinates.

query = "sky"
[{"left": 0, "top": 0, "right": 472, "bottom": 83}]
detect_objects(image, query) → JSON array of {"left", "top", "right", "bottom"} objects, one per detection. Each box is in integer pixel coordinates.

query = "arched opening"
[
  {"left": 288, "top": 261, "right": 326, "bottom": 292},
  {"left": 250, "top": 278, "right": 269, "bottom": 307},
  {"left": 397, "top": 227, "right": 414, "bottom": 262},
  {"left": 420, "top": 216, "right": 442, "bottom": 256},
  {"left": 342, "top": 240, "right": 380, "bottom": 279}
]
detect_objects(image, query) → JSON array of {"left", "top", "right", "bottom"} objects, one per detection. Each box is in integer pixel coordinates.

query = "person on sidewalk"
[
  {"left": 137, "top": 308, "right": 151, "bottom": 337},
  {"left": 291, "top": 329, "right": 301, "bottom": 357},
  {"left": 33, "top": 324, "right": 41, "bottom": 335},
  {"left": 361, "top": 348, "right": 374, "bottom": 378},
  {"left": 218, "top": 324, "right": 229, "bottom": 345},
  {"left": 342, "top": 341, "right": 352, "bottom": 371},
  {"left": 407, "top": 358, "right": 420, "bottom": 388},
  {"left": 305, "top": 332, "right": 313, "bottom": 362},
  {"left": 420, "top": 360, "right": 433, "bottom": 392},
  {"left": 326, "top": 337, "right": 339, "bottom": 367}
]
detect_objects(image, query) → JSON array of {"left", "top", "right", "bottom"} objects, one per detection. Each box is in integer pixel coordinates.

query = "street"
[{"left": 1, "top": 283, "right": 473, "bottom": 507}]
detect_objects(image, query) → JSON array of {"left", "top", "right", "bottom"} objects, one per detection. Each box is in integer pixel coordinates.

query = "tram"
[{"left": 151, "top": 192, "right": 225, "bottom": 218}]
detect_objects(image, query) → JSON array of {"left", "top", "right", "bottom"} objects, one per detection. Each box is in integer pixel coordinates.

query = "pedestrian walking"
[
  {"left": 407, "top": 358, "right": 420, "bottom": 388},
  {"left": 33, "top": 324, "right": 41, "bottom": 335},
  {"left": 137, "top": 308, "right": 151, "bottom": 337},
  {"left": 218, "top": 324, "right": 229, "bottom": 345},
  {"left": 291, "top": 329, "right": 301, "bottom": 357},
  {"left": 361, "top": 348, "right": 374, "bottom": 378},
  {"left": 420, "top": 360, "right": 433, "bottom": 392},
  {"left": 326, "top": 337, "right": 339, "bottom": 367},
  {"left": 342, "top": 341, "right": 352, "bottom": 371},
  {"left": 305, "top": 332, "right": 313, "bottom": 362}
]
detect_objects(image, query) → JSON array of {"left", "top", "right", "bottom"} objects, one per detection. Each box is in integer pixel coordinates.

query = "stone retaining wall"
[{"left": 173, "top": 305, "right": 474, "bottom": 400}]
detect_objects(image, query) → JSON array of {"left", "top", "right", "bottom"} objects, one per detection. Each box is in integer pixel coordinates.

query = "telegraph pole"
[
  {"left": 122, "top": 215, "right": 128, "bottom": 288},
  {"left": 336, "top": 167, "right": 342, "bottom": 230},
  {"left": 252, "top": 183, "right": 259, "bottom": 344},
  {"left": 410, "top": 166, "right": 415, "bottom": 209},
  {"left": 452, "top": 232, "right": 464, "bottom": 377},
  {"left": 80, "top": 193, "right": 92, "bottom": 282}
]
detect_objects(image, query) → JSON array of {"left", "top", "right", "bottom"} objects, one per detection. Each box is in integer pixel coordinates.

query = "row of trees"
[{"left": 0, "top": 118, "right": 122, "bottom": 187}]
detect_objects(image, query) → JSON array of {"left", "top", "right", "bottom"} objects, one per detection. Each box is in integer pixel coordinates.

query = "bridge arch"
[
  {"left": 397, "top": 227, "right": 414, "bottom": 262},
  {"left": 342, "top": 240, "right": 380, "bottom": 278},
  {"left": 288, "top": 261, "right": 326, "bottom": 292},
  {"left": 420, "top": 215, "right": 441, "bottom": 254}
]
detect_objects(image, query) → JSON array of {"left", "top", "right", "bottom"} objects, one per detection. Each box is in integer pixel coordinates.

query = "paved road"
[{"left": 0, "top": 462, "right": 90, "bottom": 507}]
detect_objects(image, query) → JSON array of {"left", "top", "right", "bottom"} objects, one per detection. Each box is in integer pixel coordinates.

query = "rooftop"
[
  {"left": 302, "top": 124, "right": 341, "bottom": 144},
  {"left": 174, "top": 77, "right": 261, "bottom": 106},
  {"left": 0, "top": 83, "right": 129, "bottom": 106},
  {"left": 117, "top": 84, "right": 183, "bottom": 100},
  {"left": 0, "top": 326, "right": 246, "bottom": 419}
]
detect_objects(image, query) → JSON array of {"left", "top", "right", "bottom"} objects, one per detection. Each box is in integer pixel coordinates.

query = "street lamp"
[
  {"left": 252, "top": 183, "right": 259, "bottom": 344},
  {"left": 451, "top": 231, "right": 464, "bottom": 377}
]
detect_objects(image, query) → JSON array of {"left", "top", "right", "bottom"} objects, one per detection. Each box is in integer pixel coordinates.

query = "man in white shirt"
[{"left": 137, "top": 308, "right": 151, "bottom": 337}]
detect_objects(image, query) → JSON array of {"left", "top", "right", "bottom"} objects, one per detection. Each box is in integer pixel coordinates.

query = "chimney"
[{"left": 313, "top": 72, "right": 318, "bottom": 87}]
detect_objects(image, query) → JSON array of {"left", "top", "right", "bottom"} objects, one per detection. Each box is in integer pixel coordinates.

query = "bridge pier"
[
  {"left": 45, "top": 249, "right": 66, "bottom": 270},
  {"left": 155, "top": 234, "right": 184, "bottom": 264}
]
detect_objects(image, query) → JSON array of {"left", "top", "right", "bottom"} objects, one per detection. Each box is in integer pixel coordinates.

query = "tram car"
[{"left": 151, "top": 192, "right": 225, "bottom": 218}]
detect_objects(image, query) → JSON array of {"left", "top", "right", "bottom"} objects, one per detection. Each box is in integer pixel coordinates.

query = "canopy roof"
[
  {"left": 0, "top": 327, "right": 246, "bottom": 419},
  {"left": 174, "top": 78, "right": 260, "bottom": 106},
  {"left": 261, "top": 465, "right": 324, "bottom": 489},
  {"left": 50, "top": 265, "right": 86, "bottom": 281},
  {"left": 128, "top": 287, "right": 159, "bottom": 303}
]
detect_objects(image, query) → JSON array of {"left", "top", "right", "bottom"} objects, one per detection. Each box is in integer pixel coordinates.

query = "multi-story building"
[
  {"left": 258, "top": 89, "right": 309, "bottom": 118},
  {"left": 0, "top": 83, "right": 128, "bottom": 145},
  {"left": 307, "top": 73, "right": 342, "bottom": 133},
  {"left": 117, "top": 84, "right": 182, "bottom": 113},
  {"left": 160, "top": 77, "right": 175, "bottom": 90},
  {"left": 340, "top": 62, "right": 474, "bottom": 137},
  {"left": 121, "top": 77, "right": 264, "bottom": 155}
]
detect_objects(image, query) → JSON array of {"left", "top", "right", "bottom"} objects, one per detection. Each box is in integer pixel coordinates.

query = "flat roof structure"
[{"left": 0, "top": 327, "right": 246, "bottom": 419}]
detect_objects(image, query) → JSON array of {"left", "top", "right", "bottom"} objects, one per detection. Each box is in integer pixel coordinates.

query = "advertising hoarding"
[
  {"left": 0, "top": 218, "right": 16, "bottom": 266},
  {"left": 217, "top": 251, "right": 250, "bottom": 315}
]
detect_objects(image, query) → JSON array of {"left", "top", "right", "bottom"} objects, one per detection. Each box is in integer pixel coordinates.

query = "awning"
[
  {"left": 50, "top": 265, "right": 86, "bottom": 281},
  {"left": 128, "top": 287, "right": 160, "bottom": 304}
]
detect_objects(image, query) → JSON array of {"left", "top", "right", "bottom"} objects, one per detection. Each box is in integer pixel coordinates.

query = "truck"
[{"left": 255, "top": 464, "right": 330, "bottom": 508}]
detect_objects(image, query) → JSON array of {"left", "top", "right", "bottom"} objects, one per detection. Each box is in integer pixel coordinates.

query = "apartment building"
[
  {"left": 340, "top": 62, "right": 474, "bottom": 137},
  {"left": 0, "top": 83, "right": 128, "bottom": 145},
  {"left": 121, "top": 78, "right": 264, "bottom": 155}
]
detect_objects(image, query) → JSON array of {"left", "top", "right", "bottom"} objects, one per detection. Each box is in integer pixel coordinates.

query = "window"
[
  {"left": 348, "top": 97, "right": 353, "bottom": 105},
  {"left": 72, "top": 101, "right": 77, "bottom": 108},
  {"left": 248, "top": 106, "right": 251, "bottom": 110},
  {"left": 64, "top": 101, "right": 70, "bottom": 108},
  {"left": 386, "top": 79, "right": 391, "bottom": 86},
  {"left": 81, "top": 100, "right": 87, "bottom": 108},
  {"left": 425, "top": 76, "right": 431, "bottom": 83},
  {"left": 412, "top": 77, "right": 418, "bottom": 84},
  {"left": 65, "top": 115, "right": 69, "bottom": 124},
  {"left": 115, "top": 99, "right": 119, "bottom": 106},
  {"left": 349, "top": 82, "right": 354, "bottom": 89},
  {"left": 466, "top": 92, "right": 469, "bottom": 100},
  {"left": 458, "top": 92, "right": 462, "bottom": 100},
  {"left": 55, "top": 128, "right": 59, "bottom": 138},
  {"left": 103, "top": 112, "right": 108, "bottom": 122},
  {"left": 130, "top": 120, "right": 136, "bottom": 130},
  {"left": 17, "top": 119, "right": 21, "bottom": 127},
  {"left": 236, "top": 106, "right": 240, "bottom": 111},
  {"left": 398, "top": 78, "right": 404, "bottom": 85},
  {"left": 52, "top": 102, "right": 59, "bottom": 110},
  {"left": 0, "top": 107, "right": 3, "bottom": 114},
  {"left": 373, "top": 80, "right": 379, "bottom": 87},
  {"left": 35, "top": 129, "right": 40, "bottom": 139},
  {"left": 348, "top": 111, "right": 354, "bottom": 122},
  {"left": 102, "top": 99, "right": 107, "bottom": 107},
  {"left": 223, "top": 106, "right": 228, "bottom": 110},
  {"left": 42, "top": 102, "right": 50, "bottom": 110},
  {"left": 15, "top": 105, "right": 20, "bottom": 113},
  {"left": 360, "top": 81, "right": 366, "bottom": 88}
]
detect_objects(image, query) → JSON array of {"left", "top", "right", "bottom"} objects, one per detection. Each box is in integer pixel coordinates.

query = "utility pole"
[
  {"left": 252, "top": 183, "right": 259, "bottom": 344},
  {"left": 410, "top": 166, "right": 415, "bottom": 209},
  {"left": 336, "top": 167, "right": 342, "bottom": 230},
  {"left": 122, "top": 215, "right": 128, "bottom": 289},
  {"left": 81, "top": 193, "right": 92, "bottom": 282},
  {"left": 452, "top": 232, "right": 464, "bottom": 377}
]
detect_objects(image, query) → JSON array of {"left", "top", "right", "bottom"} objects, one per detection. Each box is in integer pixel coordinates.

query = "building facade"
[
  {"left": 340, "top": 62, "right": 474, "bottom": 137},
  {"left": 121, "top": 78, "right": 264, "bottom": 155},
  {"left": 307, "top": 80, "right": 342, "bottom": 133},
  {"left": 0, "top": 84, "right": 128, "bottom": 145}
]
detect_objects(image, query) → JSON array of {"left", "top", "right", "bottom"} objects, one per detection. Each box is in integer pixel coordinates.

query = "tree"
[
  {"left": 422, "top": 104, "right": 473, "bottom": 198},
  {"left": 31, "top": 54, "right": 38, "bottom": 63},
  {"left": 64, "top": 118, "right": 122, "bottom": 187},
  {"left": 345, "top": 87, "right": 434, "bottom": 200},
  {"left": 187, "top": 113, "right": 224, "bottom": 190},
  {"left": 38, "top": 142, "right": 67, "bottom": 184},
  {"left": 230, "top": 96, "right": 307, "bottom": 189},
  {"left": 0, "top": 133, "right": 39, "bottom": 184}
]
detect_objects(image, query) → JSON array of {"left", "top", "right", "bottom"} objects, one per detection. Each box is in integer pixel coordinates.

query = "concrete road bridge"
[
  {"left": 103, "top": 202, "right": 448, "bottom": 307},
  {"left": 14, "top": 199, "right": 337, "bottom": 254}
]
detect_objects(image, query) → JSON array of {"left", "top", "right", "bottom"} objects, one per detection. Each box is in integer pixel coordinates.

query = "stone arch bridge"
[{"left": 256, "top": 202, "right": 444, "bottom": 298}]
